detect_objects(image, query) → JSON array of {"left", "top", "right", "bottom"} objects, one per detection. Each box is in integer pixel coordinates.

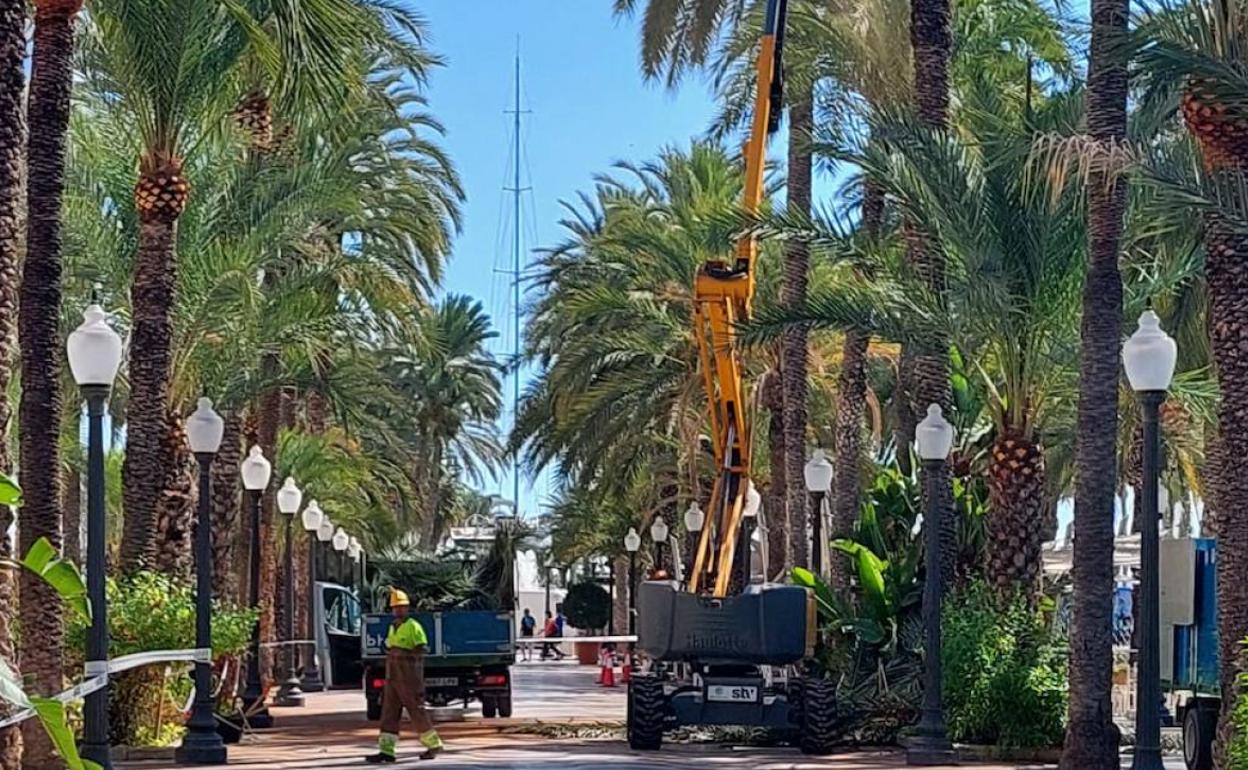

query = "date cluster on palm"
[
  {"left": 1182, "top": 77, "right": 1248, "bottom": 171},
  {"left": 987, "top": 432, "right": 1046, "bottom": 593},
  {"left": 134, "top": 157, "right": 190, "bottom": 223},
  {"left": 233, "top": 91, "right": 274, "bottom": 150}
]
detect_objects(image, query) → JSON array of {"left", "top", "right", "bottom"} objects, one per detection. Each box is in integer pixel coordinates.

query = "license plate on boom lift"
[{"left": 706, "top": 684, "right": 759, "bottom": 703}]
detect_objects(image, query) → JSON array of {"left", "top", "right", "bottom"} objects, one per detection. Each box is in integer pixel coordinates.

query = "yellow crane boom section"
[{"left": 689, "top": 0, "right": 786, "bottom": 597}]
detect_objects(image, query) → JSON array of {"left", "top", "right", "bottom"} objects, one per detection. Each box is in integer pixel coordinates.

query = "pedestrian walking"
[
  {"left": 540, "top": 610, "right": 564, "bottom": 660},
  {"left": 367, "top": 589, "right": 444, "bottom": 763},
  {"left": 519, "top": 608, "right": 536, "bottom": 662}
]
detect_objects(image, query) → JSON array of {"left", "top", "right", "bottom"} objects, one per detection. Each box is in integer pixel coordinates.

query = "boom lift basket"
[{"left": 637, "top": 581, "right": 815, "bottom": 665}]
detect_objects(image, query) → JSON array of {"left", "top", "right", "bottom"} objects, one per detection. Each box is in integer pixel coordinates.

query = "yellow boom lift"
[{"left": 628, "top": 0, "right": 832, "bottom": 753}]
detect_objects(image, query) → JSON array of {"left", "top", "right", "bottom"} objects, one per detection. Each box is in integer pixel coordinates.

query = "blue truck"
[{"left": 362, "top": 609, "right": 516, "bottom": 720}]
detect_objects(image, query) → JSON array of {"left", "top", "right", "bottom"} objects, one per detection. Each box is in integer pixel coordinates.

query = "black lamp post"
[
  {"left": 908, "top": 404, "right": 956, "bottom": 766},
  {"left": 682, "top": 503, "right": 704, "bottom": 588},
  {"left": 310, "top": 512, "right": 334, "bottom": 688},
  {"left": 240, "top": 445, "right": 273, "bottom": 728},
  {"left": 67, "top": 301, "right": 124, "bottom": 770},
  {"left": 1123, "top": 309, "right": 1177, "bottom": 770},
  {"left": 332, "top": 527, "right": 349, "bottom": 585},
  {"left": 804, "top": 449, "right": 834, "bottom": 577},
  {"left": 348, "top": 537, "right": 363, "bottom": 593},
  {"left": 624, "top": 528, "right": 640, "bottom": 635},
  {"left": 275, "top": 477, "right": 305, "bottom": 708},
  {"left": 176, "top": 398, "right": 228, "bottom": 763},
  {"left": 300, "top": 499, "right": 325, "bottom": 692}
]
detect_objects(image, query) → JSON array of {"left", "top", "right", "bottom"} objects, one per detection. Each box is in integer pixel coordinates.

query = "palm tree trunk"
[
  {"left": 1060, "top": 0, "right": 1128, "bottom": 763},
  {"left": 211, "top": 413, "right": 243, "bottom": 601},
  {"left": 909, "top": 0, "right": 957, "bottom": 585},
  {"left": 1204, "top": 209, "right": 1248, "bottom": 768},
  {"left": 122, "top": 215, "right": 182, "bottom": 573},
  {"left": 0, "top": 1, "right": 23, "bottom": 762},
  {"left": 62, "top": 467, "right": 80, "bottom": 564},
  {"left": 20, "top": 2, "right": 78, "bottom": 763},
  {"left": 762, "top": 369, "right": 788, "bottom": 578},
  {"left": 153, "top": 411, "right": 194, "bottom": 577},
  {"left": 782, "top": 95, "right": 813, "bottom": 571},
  {"left": 985, "top": 428, "right": 1045, "bottom": 597},
  {"left": 256, "top": 382, "right": 282, "bottom": 684},
  {"left": 830, "top": 181, "right": 883, "bottom": 595}
]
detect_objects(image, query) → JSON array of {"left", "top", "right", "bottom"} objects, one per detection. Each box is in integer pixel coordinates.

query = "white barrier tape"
[
  {"left": 259, "top": 639, "right": 315, "bottom": 648},
  {"left": 0, "top": 649, "right": 210, "bottom": 731},
  {"left": 516, "top": 635, "right": 637, "bottom": 644}
]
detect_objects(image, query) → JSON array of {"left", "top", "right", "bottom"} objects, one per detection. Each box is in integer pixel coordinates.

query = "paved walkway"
[{"left": 113, "top": 662, "right": 1185, "bottom": 770}]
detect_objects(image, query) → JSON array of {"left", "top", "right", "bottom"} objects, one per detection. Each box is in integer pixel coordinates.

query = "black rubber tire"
[
  {"left": 1184, "top": 703, "right": 1216, "bottom": 770},
  {"left": 799, "top": 676, "right": 837, "bottom": 755},
  {"left": 627, "top": 675, "right": 665, "bottom": 751},
  {"left": 366, "top": 698, "right": 382, "bottom": 721},
  {"left": 481, "top": 695, "right": 498, "bottom": 719},
  {"left": 498, "top": 684, "right": 513, "bottom": 718}
]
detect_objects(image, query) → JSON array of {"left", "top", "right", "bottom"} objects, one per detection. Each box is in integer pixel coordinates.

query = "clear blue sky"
[{"left": 417, "top": 1, "right": 724, "bottom": 517}]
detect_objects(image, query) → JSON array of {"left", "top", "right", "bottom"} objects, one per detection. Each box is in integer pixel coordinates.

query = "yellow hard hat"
[{"left": 389, "top": 589, "right": 410, "bottom": 608}]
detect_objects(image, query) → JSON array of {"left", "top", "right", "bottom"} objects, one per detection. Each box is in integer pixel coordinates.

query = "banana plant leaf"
[
  {"left": 833, "top": 538, "right": 892, "bottom": 619},
  {"left": 20, "top": 537, "right": 90, "bottom": 622},
  {"left": 0, "top": 472, "right": 18, "bottom": 506}
]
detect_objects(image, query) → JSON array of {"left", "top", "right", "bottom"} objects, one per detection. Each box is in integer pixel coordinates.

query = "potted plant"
[{"left": 562, "top": 582, "right": 611, "bottom": 664}]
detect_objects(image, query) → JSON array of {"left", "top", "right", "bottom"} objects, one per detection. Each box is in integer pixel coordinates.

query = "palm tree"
[
  {"left": 76, "top": 0, "right": 389, "bottom": 573},
  {"left": 1061, "top": 0, "right": 1129, "bottom": 761},
  {"left": 18, "top": 0, "right": 81, "bottom": 760},
  {"left": 0, "top": 0, "right": 22, "bottom": 762},
  {"left": 382, "top": 295, "right": 504, "bottom": 546}
]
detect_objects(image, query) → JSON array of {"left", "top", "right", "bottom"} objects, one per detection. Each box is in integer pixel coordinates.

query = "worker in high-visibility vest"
[{"left": 367, "top": 589, "right": 444, "bottom": 763}]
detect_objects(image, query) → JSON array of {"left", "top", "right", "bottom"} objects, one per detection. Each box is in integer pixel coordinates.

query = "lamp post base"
[
  {"left": 301, "top": 668, "right": 325, "bottom": 692},
  {"left": 275, "top": 677, "right": 306, "bottom": 707},
  {"left": 174, "top": 729, "right": 228, "bottom": 764},
  {"left": 906, "top": 735, "right": 957, "bottom": 766}
]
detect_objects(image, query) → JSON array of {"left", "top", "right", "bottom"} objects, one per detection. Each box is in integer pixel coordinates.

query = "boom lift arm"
[{"left": 689, "top": 0, "right": 788, "bottom": 597}]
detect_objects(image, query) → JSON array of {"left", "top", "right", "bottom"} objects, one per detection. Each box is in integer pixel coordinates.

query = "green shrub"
[
  {"left": 941, "top": 581, "right": 1067, "bottom": 748},
  {"left": 1230, "top": 640, "right": 1248, "bottom": 767},
  {"left": 562, "top": 582, "right": 611, "bottom": 632},
  {"left": 66, "top": 571, "right": 256, "bottom": 746}
]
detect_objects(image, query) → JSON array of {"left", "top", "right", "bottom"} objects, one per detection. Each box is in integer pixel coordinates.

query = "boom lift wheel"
[
  {"left": 627, "top": 675, "right": 665, "bottom": 751},
  {"left": 798, "top": 676, "right": 837, "bottom": 755}
]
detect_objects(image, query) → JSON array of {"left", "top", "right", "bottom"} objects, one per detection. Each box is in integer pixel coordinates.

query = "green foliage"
[
  {"left": 372, "top": 558, "right": 488, "bottom": 612},
  {"left": 20, "top": 537, "right": 90, "bottom": 622},
  {"left": 66, "top": 572, "right": 255, "bottom": 661},
  {"left": 1230, "top": 639, "right": 1248, "bottom": 767},
  {"left": 0, "top": 470, "right": 19, "bottom": 506},
  {"left": 562, "top": 582, "right": 611, "bottom": 632},
  {"left": 941, "top": 581, "right": 1067, "bottom": 748}
]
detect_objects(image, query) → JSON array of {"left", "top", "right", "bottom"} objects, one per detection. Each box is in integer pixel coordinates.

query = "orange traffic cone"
[{"left": 601, "top": 649, "right": 616, "bottom": 688}]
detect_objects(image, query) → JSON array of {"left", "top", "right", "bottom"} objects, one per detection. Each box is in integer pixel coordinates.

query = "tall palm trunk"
[
  {"left": 782, "top": 95, "right": 813, "bottom": 571},
  {"left": 762, "top": 369, "right": 788, "bottom": 578},
  {"left": 1204, "top": 209, "right": 1248, "bottom": 767},
  {"left": 1060, "top": 0, "right": 1127, "bottom": 764},
  {"left": 909, "top": 0, "right": 957, "bottom": 584},
  {"left": 122, "top": 153, "right": 188, "bottom": 572},
  {"left": 985, "top": 428, "right": 1046, "bottom": 596},
  {"left": 62, "top": 466, "right": 80, "bottom": 563},
  {"left": 153, "top": 411, "right": 194, "bottom": 576},
  {"left": 20, "top": 1, "right": 79, "bottom": 764},
  {"left": 830, "top": 181, "right": 883, "bottom": 595},
  {"left": 255, "top": 382, "right": 281, "bottom": 682},
  {"left": 211, "top": 413, "right": 243, "bottom": 600},
  {"left": 0, "top": 0, "right": 23, "bottom": 763}
]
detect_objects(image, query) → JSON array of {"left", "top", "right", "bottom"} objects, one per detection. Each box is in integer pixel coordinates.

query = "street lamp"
[
  {"left": 240, "top": 445, "right": 273, "bottom": 728},
  {"left": 1123, "top": 309, "right": 1176, "bottom": 770},
  {"left": 683, "top": 502, "right": 704, "bottom": 587},
  {"left": 650, "top": 515, "right": 669, "bottom": 573},
  {"left": 301, "top": 500, "right": 325, "bottom": 692},
  {"left": 908, "top": 403, "right": 956, "bottom": 766},
  {"left": 176, "top": 398, "right": 228, "bottom": 764},
  {"left": 624, "top": 528, "right": 641, "bottom": 636},
  {"left": 804, "top": 449, "right": 834, "bottom": 577},
  {"left": 333, "top": 526, "right": 349, "bottom": 583},
  {"left": 67, "top": 301, "right": 123, "bottom": 770},
  {"left": 349, "top": 536, "right": 363, "bottom": 592},
  {"left": 738, "top": 482, "right": 761, "bottom": 589},
  {"left": 275, "top": 478, "right": 305, "bottom": 707}
]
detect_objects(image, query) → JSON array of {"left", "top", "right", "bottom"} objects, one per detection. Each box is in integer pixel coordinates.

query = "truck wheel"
[
  {"left": 627, "top": 675, "right": 664, "bottom": 751},
  {"left": 481, "top": 695, "right": 498, "bottom": 719},
  {"left": 1184, "top": 703, "right": 1216, "bottom": 770},
  {"left": 366, "top": 699, "right": 382, "bottom": 721},
  {"left": 498, "top": 685, "right": 513, "bottom": 718},
  {"left": 799, "top": 676, "right": 837, "bottom": 755}
]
